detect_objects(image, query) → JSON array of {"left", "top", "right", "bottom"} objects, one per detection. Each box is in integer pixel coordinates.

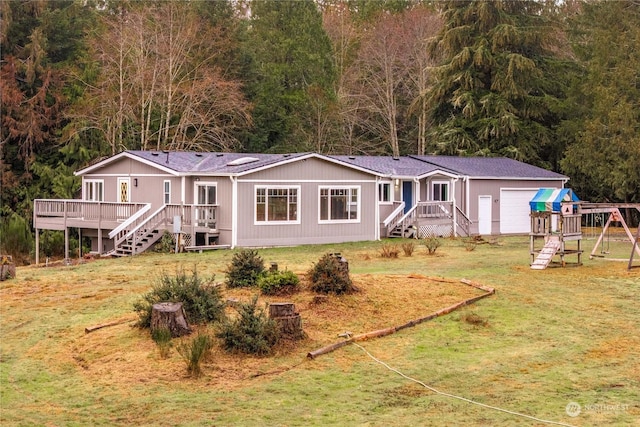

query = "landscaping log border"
[{"left": 307, "top": 278, "right": 495, "bottom": 359}]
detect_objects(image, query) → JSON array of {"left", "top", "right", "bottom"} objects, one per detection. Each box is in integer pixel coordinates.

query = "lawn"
[{"left": 1, "top": 236, "right": 639, "bottom": 426}]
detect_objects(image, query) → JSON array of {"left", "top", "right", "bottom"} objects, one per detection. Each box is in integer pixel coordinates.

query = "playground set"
[{"left": 528, "top": 188, "right": 640, "bottom": 270}]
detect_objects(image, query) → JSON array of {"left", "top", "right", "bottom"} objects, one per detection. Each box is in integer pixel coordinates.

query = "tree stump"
[
  {"left": 151, "top": 302, "right": 191, "bottom": 338},
  {"left": 269, "top": 303, "right": 304, "bottom": 340},
  {"left": 269, "top": 303, "right": 295, "bottom": 318},
  {"left": 0, "top": 255, "right": 16, "bottom": 281}
]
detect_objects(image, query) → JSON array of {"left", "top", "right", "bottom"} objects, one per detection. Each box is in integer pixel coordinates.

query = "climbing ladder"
[{"left": 531, "top": 237, "right": 562, "bottom": 270}]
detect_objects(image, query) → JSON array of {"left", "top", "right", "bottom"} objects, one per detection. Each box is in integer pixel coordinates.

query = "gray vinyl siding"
[
  {"left": 234, "top": 157, "right": 378, "bottom": 247},
  {"left": 466, "top": 178, "right": 565, "bottom": 235}
]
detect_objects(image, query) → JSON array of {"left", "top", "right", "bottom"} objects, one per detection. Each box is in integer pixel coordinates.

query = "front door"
[
  {"left": 478, "top": 195, "right": 492, "bottom": 235},
  {"left": 402, "top": 181, "right": 413, "bottom": 214},
  {"left": 117, "top": 178, "right": 130, "bottom": 219}
]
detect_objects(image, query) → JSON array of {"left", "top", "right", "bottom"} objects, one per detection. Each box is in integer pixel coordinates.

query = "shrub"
[
  {"left": 176, "top": 333, "right": 213, "bottom": 377},
  {"left": 155, "top": 231, "right": 175, "bottom": 253},
  {"left": 225, "top": 249, "right": 265, "bottom": 288},
  {"left": 151, "top": 327, "right": 173, "bottom": 359},
  {"left": 133, "top": 267, "right": 226, "bottom": 328},
  {"left": 402, "top": 242, "right": 416, "bottom": 257},
  {"left": 217, "top": 296, "right": 279, "bottom": 355},
  {"left": 423, "top": 237, "right": 441, "bottom": 255},
  {"left": 308, "top": 253, "right": 354, "bottom": 295},
  {"left": 380, "top": 243, "right": 399, "bottom": 258},
  {"left": 463, "top": 238, "right": 477, "bottom": 252},
  {"left": 257, "top": 270, "right": 300, "bottom": 295},
  {"left": 0, "top": 213, "right": 33, "bottom": 261}
]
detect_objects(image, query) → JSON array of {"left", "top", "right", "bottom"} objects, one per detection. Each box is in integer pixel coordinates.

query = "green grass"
[{"left": 1, "top": 236, "right": 639, "bottom": 426}]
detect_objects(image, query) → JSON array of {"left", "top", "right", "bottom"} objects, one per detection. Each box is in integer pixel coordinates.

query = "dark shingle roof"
[
  {"left": 410, "top": 155, "right": 567, "bottom": 179},
  {"left": 329, "top": 155, "right": 456, "bottom": 177},
  {"left": 129, "top": 151, "right": 309, "bottom": 174},
  {"left": 83, "top": 150, "right": 566, "bottom": 181}
]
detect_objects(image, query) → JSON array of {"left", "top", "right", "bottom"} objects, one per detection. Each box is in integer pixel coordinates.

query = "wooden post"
[{"left": 35, "top": 228, "right": 40, "bottom": 265}]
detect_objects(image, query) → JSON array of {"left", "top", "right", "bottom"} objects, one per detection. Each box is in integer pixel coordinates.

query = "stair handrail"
[
  {"left": 455, "top": 206, "right": 471, "bottom": 237},
  {"left": 123, "top": 204, "right": 169, "bottom": 241},
  {"left": 383, "top": 201, "right": 406, "bottom": 227},
  {"left": 112, "top": 205, "right": 167, "bottom": 253},
  {"left": 397, "top": 205, "right": 418, "bottom": 235},
  {"left": 108, "top": 204, "right": 151, "bottom": 239}
]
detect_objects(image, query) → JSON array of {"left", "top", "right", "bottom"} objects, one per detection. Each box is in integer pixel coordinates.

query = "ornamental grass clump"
[
  {"left": 151, "top": 327, "right": 173, "bottom": 359},
  {"left": 133, "top": 267, "right": 226, "bottom": 328},
  {"left": 225, "top": 249, "right": 265, "bottom": 288},
  {"left": 176, "top": 333, "right": 214, "bottom": 378}
]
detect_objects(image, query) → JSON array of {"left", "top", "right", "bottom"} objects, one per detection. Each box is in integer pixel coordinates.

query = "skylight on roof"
[{"left": 227, "top": 156, "right": 260, "bottom": 166}]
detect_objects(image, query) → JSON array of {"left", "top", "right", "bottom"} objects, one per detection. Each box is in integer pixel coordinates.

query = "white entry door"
[
  {"left": 478, "top": 195, "right": 492, "bottom": 235},
  {"left": 117, "top": 178, "right": 131, "bottom": 219}
]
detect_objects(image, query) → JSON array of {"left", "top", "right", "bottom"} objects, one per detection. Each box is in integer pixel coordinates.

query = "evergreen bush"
[
  {"left": 217, "top": 296, "right": 279, "bottom": 355},
  {"left": 308, "top": 253, "right": 354, "bottom": 295},
  {"left": 133, "top": 267, "right": 226, "bottom": 328},
  {"left": 225, "top": 249, "right": 265, "bottom": 288}
]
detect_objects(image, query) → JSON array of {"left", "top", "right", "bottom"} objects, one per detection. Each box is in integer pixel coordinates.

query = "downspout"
[
  {"left": 230, "top": 175, "right": 237, "bottom": 249},
  {"left": 375, "top": 176, "right": 381, "bottom": 241},
  {"left": 465, "top": 176, "right": 470, "bottom": 219},
  {"left": 452, "top": 177, "right": 459, "bottom": 237},
  {"left": 181, "top": 176, "right": 186, "bottom": 204}
]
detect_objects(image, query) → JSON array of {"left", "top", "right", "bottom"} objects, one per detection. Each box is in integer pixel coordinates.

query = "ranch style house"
[{"left": 33, "top": 151, "right": 568, "bottom": 262}]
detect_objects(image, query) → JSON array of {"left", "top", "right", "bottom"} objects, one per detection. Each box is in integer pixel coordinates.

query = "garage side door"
[{"left": 499, "top": 189, "right": 540, "bottom": 234}]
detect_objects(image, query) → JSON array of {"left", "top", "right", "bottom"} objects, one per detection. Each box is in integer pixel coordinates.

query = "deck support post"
[
  {"left": 64, "top": 227, "right": 69, "bottom": 263},
  {"left": 35, "top": 228, "right": 40, "bottom": 265}
]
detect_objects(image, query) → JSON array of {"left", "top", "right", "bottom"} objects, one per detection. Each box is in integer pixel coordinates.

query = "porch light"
[{"left": 133, "top": 178, "right": 138, "bottom": 187}]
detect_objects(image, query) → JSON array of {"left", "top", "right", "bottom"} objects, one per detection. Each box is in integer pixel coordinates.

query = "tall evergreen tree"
[
  {"left": 561, "top": 1, "right": 640, "bottom": 206},
  {"left": 1, "top": 1, "right": 93, "bottom": 220},
  {"left": 426, "top": 0, "right": 567, "bottom": 167},
  {"left": 243, "top": 0, "right": 337, "bottom": 152}
]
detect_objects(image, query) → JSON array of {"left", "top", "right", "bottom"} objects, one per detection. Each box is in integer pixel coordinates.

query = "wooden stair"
[
  {"left": 111, "top": 228, "right": 163, "bottom": 257},
  {"left": 531, "top": 238, "right": 562, "bottom": 270}
]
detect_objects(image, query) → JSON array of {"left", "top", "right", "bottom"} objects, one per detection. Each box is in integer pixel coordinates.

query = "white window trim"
[
  {"left": 163, "top": 180, "right": 171, "bottom": 204},
  {"left": 194, "top": 182, "right": 218, "bottom": 205},
  {"left": 83, "top": 179, "right": 104, "bottom": 202},
  {"left": 431, "top": 180, "right": 450, "bottom": 202},
  {"left": 254, "top": 185, "right": 301, "bottom": 225},
  {"left": 318, "top": 185, "right": 361, "bottom": 224},
  {"left": 378, "top": 181, "right": 392, "bottom": 204}
]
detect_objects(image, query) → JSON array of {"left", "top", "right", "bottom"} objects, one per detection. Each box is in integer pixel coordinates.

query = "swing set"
[{"left": 580, "top": 204, "right": 640, "bottom": 269}]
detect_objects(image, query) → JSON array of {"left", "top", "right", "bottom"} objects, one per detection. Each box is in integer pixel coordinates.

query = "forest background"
[{"left": 1, "top": 0, "right": 639, "bottom": 257}]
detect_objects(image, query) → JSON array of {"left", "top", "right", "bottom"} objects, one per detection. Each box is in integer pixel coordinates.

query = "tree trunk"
[{"left": 151, "top": 302, "right": 191, "bottom": 337}]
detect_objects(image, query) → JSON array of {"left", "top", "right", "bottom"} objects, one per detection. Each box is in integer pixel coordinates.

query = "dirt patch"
[{"left": 34, "top": 274, "right": 486, "bottom": 390}]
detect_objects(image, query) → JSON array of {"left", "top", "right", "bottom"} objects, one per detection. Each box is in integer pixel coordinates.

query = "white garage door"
[{"left": 500, "top": 189, "right": 540, "bottom": 234}]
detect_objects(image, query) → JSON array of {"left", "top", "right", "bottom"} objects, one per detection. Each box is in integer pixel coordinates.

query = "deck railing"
[{"left": 34, "top": 200, "right": 149, "bottom": 224}]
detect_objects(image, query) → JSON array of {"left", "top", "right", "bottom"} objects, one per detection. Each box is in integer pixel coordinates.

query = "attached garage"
[{"left": 499, "top": 188, "right": 546, "bottom": 234}]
